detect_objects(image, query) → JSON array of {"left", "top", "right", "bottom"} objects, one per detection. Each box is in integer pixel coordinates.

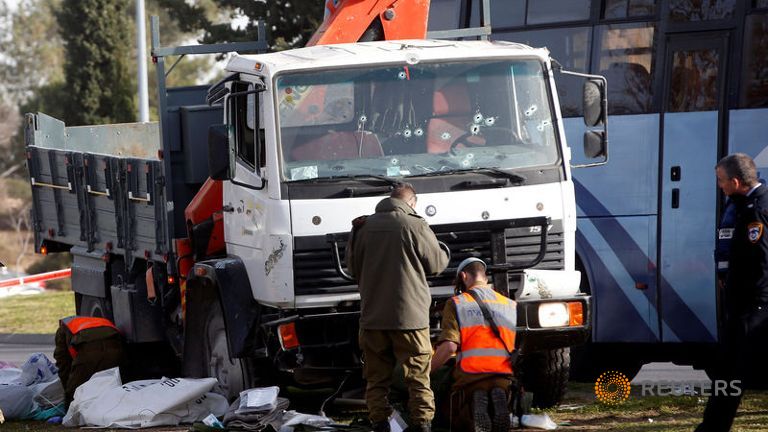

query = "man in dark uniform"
[
  {"left": 697, "top": 153, "right": 768, "bottom": 431},
  {"left": 53, "top": 315, "right": 123, "bottom": 405},
  {"left": 347, "top": 182, "right": 449, "bottom": 432}
]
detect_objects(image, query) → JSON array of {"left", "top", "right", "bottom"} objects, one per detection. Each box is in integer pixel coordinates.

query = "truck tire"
[
  {"left": 521, "top": 348, "right": 570, "bottom": 409},
  {"left": 203, "top": 300, "right": 249, "bottom": 401},
  {"left": 77, "top": 294, "right": 114, "bottom": 321}
]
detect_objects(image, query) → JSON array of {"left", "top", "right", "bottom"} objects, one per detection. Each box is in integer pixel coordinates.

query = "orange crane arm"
[{"left": 308, "top": 0, "right": 431, "bottom": 46}]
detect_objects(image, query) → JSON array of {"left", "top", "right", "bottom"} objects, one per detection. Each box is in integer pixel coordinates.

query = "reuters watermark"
[
  {"left": 594, "top": 370, "right": 742, "bottom": 405},
  {"left": 640, "top": 380, "right": 742, "bottom": 397},
  {"left": 594, "top": 371, "right": 631, "bottom": 405}
]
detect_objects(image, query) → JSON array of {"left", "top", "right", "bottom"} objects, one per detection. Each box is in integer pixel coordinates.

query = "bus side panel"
[
  {"left": 730, "top": 108, "right": 768, "bottom": 179},
  {"left": 659, "top": 112, "right": 718, "bottom": 343},
  {"left": 568, "top": 115, "right": 661, "bottom": 343},
  {"left": 576, "top": 215, "right": 659, "bottom": 342}
]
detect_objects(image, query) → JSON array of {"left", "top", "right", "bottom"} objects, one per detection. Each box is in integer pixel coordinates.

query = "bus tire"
[
  {"left": 521, "top": 348, "right": 570, "bottom": 409},
  {"left": 202, "top": 299, "right": 249, "bottom": 401}
]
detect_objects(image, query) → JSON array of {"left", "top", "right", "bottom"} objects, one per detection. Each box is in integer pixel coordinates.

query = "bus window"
[
  {"left": 497, "top": 27, "right": 591, "bottom": 117},
  {"left": 427, "top": 0, "right": 463, "bottom": 31},
  {"left": 669, "top": 48, "right": 720, "bottom": 112},
  {"left": 740, "top": 14, "right": 768, "bottom": 108},
  {"left": 488, "top": 0, "right": 525, "bottom": 28},
  {"left": 527, "top": 0, "right": 591, "bottom": 25},
  {"left": 595, "top": 23, "right": 656, "bottom": 114},
  {"left": 668, "top": 0, "right": 736, "bottom": 22},
  {"left": 603, "top": 0, "right": 656, "bottom": 19}
]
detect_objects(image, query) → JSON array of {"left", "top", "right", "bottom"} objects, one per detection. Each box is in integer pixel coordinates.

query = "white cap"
[{"left": 456, "top": 257, "right": 486, "bottom": 276}]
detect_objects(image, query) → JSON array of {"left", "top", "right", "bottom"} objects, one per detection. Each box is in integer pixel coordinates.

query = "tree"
[
  {"left": 0, "top": 0, "right": 64, "bottom": 104},
  {"left": 157, "top": 0, "right": 324, "bottom": 51},
  {"left": 57, "top": 0, "right": 135, "bottom": 125}
]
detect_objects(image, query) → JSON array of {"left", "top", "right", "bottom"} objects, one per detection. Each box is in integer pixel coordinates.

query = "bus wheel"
[
  {"left": 203, "top": 299, "right": 249, "bottom": 401},
  {"left": 521, "top": 348, "right": 570, "bottom": 409}
]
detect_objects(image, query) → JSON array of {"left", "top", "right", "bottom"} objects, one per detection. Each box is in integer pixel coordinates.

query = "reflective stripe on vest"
[
  {"left": 61, "top": 316, "right": 118, "bottom": 358},
  {"left": 453, "top": 286, "right": 516, "bottom": 374}
]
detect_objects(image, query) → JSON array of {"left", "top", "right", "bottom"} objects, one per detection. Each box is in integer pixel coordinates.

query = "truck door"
[
  {"left": 658, "top": 32, "right": 729, "bottom": 343},
  {"left": 223, "top": 82, "right": 268, "bottom": 269}
]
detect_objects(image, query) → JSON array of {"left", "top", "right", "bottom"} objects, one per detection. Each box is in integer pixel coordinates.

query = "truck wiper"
[
  {"left": 408, "top": 167, "right": 525, "bottom": 184},
  {"left": 290, "top": 174, "right": 400, "bottom": 186}
]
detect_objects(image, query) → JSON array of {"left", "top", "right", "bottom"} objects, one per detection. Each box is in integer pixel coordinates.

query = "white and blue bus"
[{"left": 429, "top": 0, "right": 768, "bottom": 376}]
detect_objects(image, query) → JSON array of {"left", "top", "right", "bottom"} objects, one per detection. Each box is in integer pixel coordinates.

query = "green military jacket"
[{"left": 347, "top": 197, "right": 449, "bottom": 330}]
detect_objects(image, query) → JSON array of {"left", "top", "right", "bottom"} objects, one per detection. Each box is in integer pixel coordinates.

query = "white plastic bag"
[
  {"left": 19, "top": 353, "right": 58, "bottom": 386},
  {"left": 31, "top": 379, "right": 65, "bottom": 408},
  {"left": 521, "top": 413, "right": 558, "bottom": 430},
  {"left": 0, "top": 368, "right": 22, "bottom": 385},
  {"left": 237, "top": 386, "right": 280, "bottom": 414},
  {"left": 63, "top": 367, "right": 228, "bottom": 428},
  {"left": 279, "top": 410, "right": 333, "bottom": 431},
  {"left": 0, "top": 384, "right": 34, "bottom": 420}
]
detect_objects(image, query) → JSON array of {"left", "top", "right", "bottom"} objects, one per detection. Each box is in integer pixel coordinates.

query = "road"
[{"left": 0, "top": 342, "right": 54, "bottom": 365}]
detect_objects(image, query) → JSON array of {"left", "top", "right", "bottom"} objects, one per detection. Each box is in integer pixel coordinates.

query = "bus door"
[{"left": 658, "top": 32, "right": 729, "bottom": 343}]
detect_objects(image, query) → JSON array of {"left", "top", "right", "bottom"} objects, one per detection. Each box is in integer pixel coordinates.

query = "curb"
[{"left": 0, "top": 333, "right": 55, "bottom": 345}]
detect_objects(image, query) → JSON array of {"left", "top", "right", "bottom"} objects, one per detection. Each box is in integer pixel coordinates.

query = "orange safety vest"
[
  {"left": 60, "top": 316, "right": 118, "bottom": 358},
  {"left": 453, "top": 285, "right": 516, "bottom": 374}
]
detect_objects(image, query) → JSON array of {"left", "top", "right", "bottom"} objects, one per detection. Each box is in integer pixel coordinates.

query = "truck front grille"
[{"left": 293, "top": 220, "right": 565, "bottom": 296}]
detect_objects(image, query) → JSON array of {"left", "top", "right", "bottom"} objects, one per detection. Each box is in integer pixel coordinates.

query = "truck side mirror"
[
  {"left": 572, "top": 76, "right": 609, "bottom": 168},
  {"left": 584, "top": 131, "right": 607, "bottom": 159},
  {"left": 208, "top": 124, "right": 231, "bottom": 181},
  {"left": 583, "top": 79, "right": 606, "bottom": 127}
]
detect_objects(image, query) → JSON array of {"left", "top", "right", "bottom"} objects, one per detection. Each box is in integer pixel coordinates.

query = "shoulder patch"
[{"left": 748, "top": 222, "right": 764, "bottom": 243}]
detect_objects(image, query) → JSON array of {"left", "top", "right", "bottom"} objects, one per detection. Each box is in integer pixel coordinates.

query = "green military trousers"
[{"left": 359, "top": 328, "right": 434, "bottom": 425}]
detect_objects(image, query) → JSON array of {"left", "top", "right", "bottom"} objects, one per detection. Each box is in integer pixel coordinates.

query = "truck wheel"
[
  {"left": 203, "top": 300, "right": 249, "bottom": 401},
  {"left": 521, "top": 348, "right": 570, "bottom": 409},
  {"left": 77, "top": 294, "right": 114, "bottom": 321}
]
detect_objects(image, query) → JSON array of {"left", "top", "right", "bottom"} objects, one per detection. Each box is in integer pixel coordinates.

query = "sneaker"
[
  {"left": 472, "top": 390, "right": 492, "bottom": 432},
  {"left": 490, "top": 387, "right": 511, "bottom": 432}
]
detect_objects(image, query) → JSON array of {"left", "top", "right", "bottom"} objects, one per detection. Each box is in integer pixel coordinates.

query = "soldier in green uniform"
[{"left": 347, "top": 182, "right": 449, "bottom": 432}]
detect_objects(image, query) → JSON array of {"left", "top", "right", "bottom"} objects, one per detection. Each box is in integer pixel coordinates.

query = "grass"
[
  {"left": 546, "top": 382, "right": 768, "bottom": 431},
  {"left": 0, "top": 291, "right": 75, "bottom": 334}
]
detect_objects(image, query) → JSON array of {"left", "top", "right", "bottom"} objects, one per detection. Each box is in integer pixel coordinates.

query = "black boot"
[
  {"left": 490, "top": 387, "right": 511, "bottom": 432},
  {"left": 472, "top": 390, "right": 492, "bottom": 432}
]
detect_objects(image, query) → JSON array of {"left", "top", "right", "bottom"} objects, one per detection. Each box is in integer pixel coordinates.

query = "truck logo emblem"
[{"left": 425, "top": 205, "right": 436, "bottom": 217}]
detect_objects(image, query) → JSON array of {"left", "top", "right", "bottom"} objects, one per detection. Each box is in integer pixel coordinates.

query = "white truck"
[{"left": 25, "top": 12, "right": 607, "bottom": 408}]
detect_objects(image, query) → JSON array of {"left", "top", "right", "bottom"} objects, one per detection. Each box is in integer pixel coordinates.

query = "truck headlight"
[
  {"left": 538, "top": 303, "right": 569, "bottom": 327},
  {"left": 537, "top": 301, "right": 585, "bottom": 327}
]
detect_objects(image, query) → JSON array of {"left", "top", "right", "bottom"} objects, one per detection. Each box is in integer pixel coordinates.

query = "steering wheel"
[{"left": 448, "top": 126, "right": 524, "bottom": 155}]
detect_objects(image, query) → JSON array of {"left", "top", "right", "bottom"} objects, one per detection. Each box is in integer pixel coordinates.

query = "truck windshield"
[{"left": 277, "top": 59, "right": 559, "bottom": 181}]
